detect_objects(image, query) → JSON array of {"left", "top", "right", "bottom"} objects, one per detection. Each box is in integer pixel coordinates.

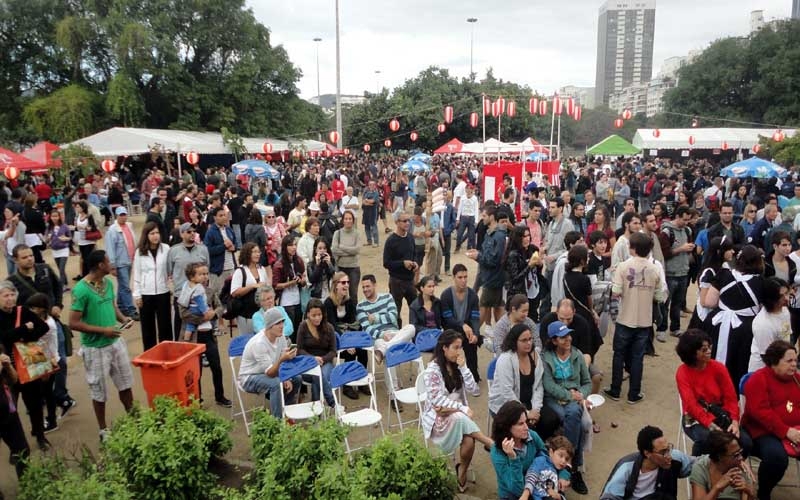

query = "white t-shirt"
[
  {"left": 231, "top": 266, "right": 268, "bottom": 294},
  {"left": 748, "top": 307, "right": 791, "bottom": 372},
  {"left": 632, "top": 468, "right": 659, "bottom": 499},
  {"left": 340, "top": 195, "right": 359, "bottom": 216}
]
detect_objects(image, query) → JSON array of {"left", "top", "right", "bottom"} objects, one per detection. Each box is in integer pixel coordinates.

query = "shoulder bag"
[{"left": 12, "top": 306, "right": 59, "bottom": 384}]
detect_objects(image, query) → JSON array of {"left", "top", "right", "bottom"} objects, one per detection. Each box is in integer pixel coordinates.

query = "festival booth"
[
  {"left": 433, "top": 138, "right": 464, "bottom": 154},
  {"left": 632, "top": 128, "right": 796, "bottom": 160},
  {"left": 434, "top": 137, "right": 550, "bottom": 157},
  {"left": 586, "top": 135, "right": 640, "bottom": 157},
  {"left": 21, "top": 142, "right": 62, "bottom": 170},
  {"left": 481, "top": 160, "right": 560, "bottom": 220},
  {"left": 0, "top": 147, "right": 47, "bottom": 171}
]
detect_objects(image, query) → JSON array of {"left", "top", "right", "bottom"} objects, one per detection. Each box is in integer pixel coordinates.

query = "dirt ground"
[{"left": 1, "top": 214, "right": 798, "bottom": 499}]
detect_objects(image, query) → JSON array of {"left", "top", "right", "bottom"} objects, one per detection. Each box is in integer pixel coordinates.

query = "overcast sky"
[{"left": 248, "top": 0, "right": 791, "bottom": 99}]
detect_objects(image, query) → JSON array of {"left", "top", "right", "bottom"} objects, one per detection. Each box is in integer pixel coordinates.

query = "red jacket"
[
  {"left": 742, "top": 366, "right": 800, "bottom": 440},
  {"left": 676, "top": 360, "right": 738, "bottom": 428},
  {"left": 331, "top": 179, "right": 345, "bottom": 201}
]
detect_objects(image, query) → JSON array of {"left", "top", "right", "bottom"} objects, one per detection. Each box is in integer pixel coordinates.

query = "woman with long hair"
[
  {"left": 323, "top": 271, "right": 366, "bottom": 400},
  {"left": 422, "top": 329, "right": 494, "bottom": 493},
  {"left": 491, "top": 294, "right": 540, "bottom": 354},
  {"left": 243, "top": 209, "right": 267, "bottom": 266},
  {"left": 132, "top": 221, "right": 171, "bottom": 350},
  {"left": 272, "top": 234, "right": 306, "bottom": 339},
  {"left": 563, "top": 245, "right": 599, "bottom": 330},
  {"left": 409, "top": 275, "right": 443, "bottom": 334},
  {"left": 688, "top": 236, "right": 735, "bottom": 331},
  {"left": 73, "top": 200, "right": 99, "bottom": 279},
  {"left": 740, "top": 203, "right": 758, "bottom": 237},
  {"left": 188, "top": 206, "right": 208, "bottom": 242},
  {"left": 652, "top": 202, "right": 668, "bottom": 231},
  {"left": 22, "top": 193, "right": 46, "bottom": 263},
  {"left": 586, "top": 205, "right": 615, "bottom": 257},
  {"left": 505, "top": 226, "right": 542, "bottom": 323},
  {"left": 331, "top": 210, "right": 361, "bottom": 301},
  {"left": 731, "top": 184, "right": 748, "bottom": 223},
  {"left": 307, "top": 237, "right": 335, "bottom": 300},
  {"left": 231, "top": 242, "right": 267, "bottom": 335},
  {"left": 748, "top": 278, "right": 791, "bottom": 371},
  {"left": 296, "top": 298, "right": 337, "bottom": 408},
  {"left": 46, "top": 209, "right": 72, "bottom": 291}
]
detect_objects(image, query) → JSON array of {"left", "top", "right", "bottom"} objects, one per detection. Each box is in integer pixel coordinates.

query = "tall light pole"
[
  {"left": 313, "top": 37, "right": 322, "bottom": 102},
  {"left": 334, "top": 0, "right": 342, "bottom": 148},
  {"left": 374, "top": 70, "right": 381, "bottom": 95},
  {"left": 467, "top": 17, "right": 478, "bottom": 80}
]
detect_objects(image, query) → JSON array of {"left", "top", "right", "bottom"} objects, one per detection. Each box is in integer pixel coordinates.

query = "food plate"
[{"left": 586, "top": 394, "right": 605, "bottom": 408}]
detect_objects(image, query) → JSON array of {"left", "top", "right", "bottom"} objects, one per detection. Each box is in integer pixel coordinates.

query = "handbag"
[
  {"left": 698, "top": 398, "right": 733, "bottom": 430},
  {"left": 11, "top": 307, "right": 59, "bottom": 384},
  {"left": 85, "top": 228, "right": 102, "bottom": 241},
  {"left": 783, "top": 376, "right": 800, "bottom": 457}
]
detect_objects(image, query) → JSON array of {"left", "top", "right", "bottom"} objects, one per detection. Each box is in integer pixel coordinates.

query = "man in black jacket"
[
  {"left": 706, "top": 202, "right": 745, "bottom": 246},
  {"left": 439, "top": 263, "right": 482, "bottom": 381}
]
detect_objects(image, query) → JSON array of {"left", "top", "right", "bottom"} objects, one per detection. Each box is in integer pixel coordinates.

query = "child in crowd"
[
  {"left": 520, "top": 435, "right": 575, "bottom": 500},
  {"left": 586, "top": 230, "right": 611, "bottom": 283},
  {"left": 25, "top": 293, "right": 60, "bottom": 433},
  {"left": 177, "top": 262, "right": 217, "bottom": 340}
]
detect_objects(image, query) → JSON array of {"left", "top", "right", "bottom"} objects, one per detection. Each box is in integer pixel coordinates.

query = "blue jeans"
[
  {"left": 752, "top": 434, "right": 789, "bottom": 499},
  {"left": 365, "top": 223, "right": 378, "bottom": 245},
  {"left": 455, "top": 216, "right": 476, "bottom": 250},
  {"left": 610, "top": 323, "right": 649, "bottom": 399},
  {"left": 303, "top": 361, "right": 334, "bottom": 407},
  {"left": 665, "top": 275, "right": 689, "bottom": 333},
  {"left": 545, "top": 399, "right": 584, "bottom": 466},
  {"left": 685, "top": 423, "right": 753, "bottom": 457},
  {"left": 53, "top": 321, "right": 70, "bottom": 405},
  {"left": 243, "top": 373, "right": 302, "bottom": 417},
  {"left": 115, "top": 265, "right": 135, "bottom": 315}
]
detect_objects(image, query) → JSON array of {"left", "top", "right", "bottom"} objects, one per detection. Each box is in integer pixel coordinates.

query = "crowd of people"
[{"left": 0, "top": 152, "right": 799, "bottom": 499}]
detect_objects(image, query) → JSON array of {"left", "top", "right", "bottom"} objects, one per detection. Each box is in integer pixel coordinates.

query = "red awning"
[
  {"left": 433, "top": 138, "right": 464, "bottom": 154},
  {"left": 21, "top": 142, "right": 62, "bottom": 168},
  {"left": 0, "top": 147, "right": 46, "bottom": 171}
]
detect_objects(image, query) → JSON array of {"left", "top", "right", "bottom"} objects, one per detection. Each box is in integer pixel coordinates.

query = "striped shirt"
[
  {"left": 457, "top": 195, "right": 479, "bottom": 219},
  {"left": 356, "top": 293, "right": 398, "bottom": 339}
]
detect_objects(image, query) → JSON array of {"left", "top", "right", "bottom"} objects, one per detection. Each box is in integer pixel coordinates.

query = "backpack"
[
  {"left": 218, "top": 267, "right": 246, "bottom": 320},
  {"left": 705, "top": 188, "right": 721, "bottom": 211}
]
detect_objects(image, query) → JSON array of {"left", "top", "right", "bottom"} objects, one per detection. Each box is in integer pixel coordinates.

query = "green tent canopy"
[{"left": 587, "top": 135, "right": 640, "bottom": 156}]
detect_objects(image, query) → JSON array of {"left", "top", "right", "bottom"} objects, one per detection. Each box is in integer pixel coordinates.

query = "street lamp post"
[
  {"left": 467, "top": 17, "right": 478, "bottom": 80},
  {"left": 334, "top": 0, "right": 342, "bottom": 148},
  {"left": 313, "top": 37, "right": 322, "bottom": 102},
  {"left": 374, "top": 70, "right": 381, "bottom": 95}
]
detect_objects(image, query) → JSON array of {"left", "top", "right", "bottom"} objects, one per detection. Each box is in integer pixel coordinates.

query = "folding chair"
[
  {"left": 676, "top": 397, "right": 692, "bottom": 499},
  {"left": 336, "top": 331, "right": 381, "bottom": 385},
  {"left": 330, "top": 361, "right": 385, "bottom": 454},
  {"left": 414, "top": 328, "right": 442, "bottom": 354},
  {"left": 486, "top": 357, "right": 498, "bottom": 434},
  {"left": 385, "top": 342, "right": 426, "bottom": 431},
  {"left": 414, "top": 372, "right": 428, "bottom": 446},
  {"left": 227, "top": 333, "right": 259, "bottom": 435},
  {"left": 278, "top": 355, "right": 326, "bottom": 421}
]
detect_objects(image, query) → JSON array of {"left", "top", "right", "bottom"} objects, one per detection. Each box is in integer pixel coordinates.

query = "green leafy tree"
[
  {"left": 106, "top": 73, "right": 146, "bottom": 126},
  {"left": 23, "top": 84, "right": 99, "bottom": 142}
]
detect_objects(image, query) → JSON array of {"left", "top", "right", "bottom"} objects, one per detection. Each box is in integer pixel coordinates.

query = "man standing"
[
  {"left": 356, "top": 275, "right": 415, "bottom": 410},
  {"left": 748, "top": 203, "right": 779, "bottom": 251},
  {"left": 657, "top": 206, "right": 694, "bottom": 340},
  {"left": 441, "top": 190, "right": 457, "bottom": 275},
  {"left": 340, "top": 185, "right": 359, "bottom": 217},
  {"left": 68, "top": 250, "right": 134, "bottom": 440},
  {"left": 204, "top": 208, "right": 237, "bottom": 305},
  {"left": 706, "top": 202, "right": 745, "bottom": 246},
  {"left": 440, "top": 263, "right": 481, "bottom": 380},
  {"left": 466, "top": 205, "right": 507, "bottom": 327},
  {"left": 455, "top": 183, "right": 479, "bottom": 251},
  {"left": 452, "top": 173, "right": 467, "bottom": 210},
  {"left": 615, "top": 198, "right": 637, "bottom": 231},
  {"left": 541, "top": 198, "right": 575, "bottom": 317},
  {"left": 105, "top": 207, "right": 138, "bottom": 320},
  {"left": 605, "top": 233, "right": 666, "bottom": 404},
  {"left": 362, "top": 180, "right": 380, "bottom": 247},
  {"left": 521, "top": 201, "right": 545, "bottom": 250},
  {"left": 146, "top": 197, "right": 166, "bottom": 242},
  {"left": 640, "top": 211, "right": 664, "bottom": 266},
  {"left": 414, "top": 172, "right": 428, "bottom": 207},
  {"left": 9, "top": 244, "right": 63, "bottom": 320},
  {"left": 383, "top": 212, "right": 418, "bottom": 320},
  {"left": 611, "top": 212, "right": 642, "bottom": 271},
  {"left": 167, "top": 223, "right": 211, "bottom": 337}
]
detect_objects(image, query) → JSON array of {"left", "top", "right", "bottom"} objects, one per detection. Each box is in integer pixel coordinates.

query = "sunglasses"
[{"left": 338, "top": 280, "right": 350, "bottom": 284}]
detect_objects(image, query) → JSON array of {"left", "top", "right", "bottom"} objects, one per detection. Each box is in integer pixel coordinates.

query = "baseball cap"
[
  {"left": 115, "top": 206, "right": 128, "bottom": 216},
  {"left": 547, "top": 321, "right": 574, "bottom": 338},
  {"left": 179, "top": 222, "right": 194, "bottom": 233}
]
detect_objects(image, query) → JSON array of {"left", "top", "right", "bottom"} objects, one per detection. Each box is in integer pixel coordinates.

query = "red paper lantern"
[
  {"left": 688, "top": 136, "right": 696, "bottom": 146},
  {"left": 323, "top": 149, "right": 332, "bottom": 158},
  {"left": 384, "top": 139, "right": 392, "bottom": 148},
  {"left": 389, "top": 118, "right": 400, "bottom": 132},
  {"left": 343, "top": 148, "right": 350, "bottom": 155},
  {"left": 328, "top": 131, "right": 339, "bottom": 144},
  {"left": 722, "top": 141, "right": 729, "bottom": 150},
  {"left": 753, "top": 144, "right": 761, "bottom": 153},
  {"left": 363, "top": 144, "right": 371, "bottom": 153},
  {"left": 262, "top": 142, "right": 273, "bottom": 154},
  {"left": 437, "top": 123, "right": 446, "bottom": 134},
  {"left": 469, "top": 112, "right": 479, "bottom": 128},
  {"left": 553, "top": 96, "right": 562, "bottom": 115},
  {"left": 529, "top": 97, "right": 539, "bottom": 115},
  {"left": 101, "top": 159, "right": 116, "bottom": 172},
  {"left": 652, "top": 129, "right": 661, "bottom": 138},
  {"left": 614, "top": 118, "right": 624, "bottom": 129},
  {"left": 507, "top": 101, "right": 517, "bottom": 117},
  {"left": 773, "top": 130, "right": 785, "bottom": 142},
  {"left": 265, "top": 154, "right": 272, "bottom": 161},
  {"left": 498, "top": 97, "right": 506, "bottom": 114},
  {"left": 3, "top": 166, "right": 19, "bottom": 180},
  {"left": 483, "top": 97, "right": 491, "bottom": 116},
  {"left": 573, "top": 106, "right": 582, "bottom": 121},
  {"left": 622, "top": 109, "right": 632, "bottom": 120},
  {"left": 491, "top": 100, "right": 500, "bottom": 118},
  {"left": 186, "top": 152, "right": 199, "bottom": 165},
  {"left": 566, "top": 97, "right": 575, "bottom": 117},
  {"left": 444, "top": 106, "right": 454, "bottom": 124},
  {"left": 309, "top": 151, "right": 317, "bottom": 158},
  {"left": 410, "top": 131, "right": 419, "bottom": 142},
  {"left": 539, "top": 100, "right": 547, "bottom": 116}
]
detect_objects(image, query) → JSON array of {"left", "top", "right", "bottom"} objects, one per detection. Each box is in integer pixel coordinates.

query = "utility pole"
[
  {"left": 335, "top": 0, "right": 342, "bottom": 148},
  {"left": 313, "top": 37, "right": 322, "bottom": 141},
  {"left": 374, "top": 70, "right": 381, "bottom": 94},
  {"left": 467, "top": 17, "right": 478, "bottom": 80}
]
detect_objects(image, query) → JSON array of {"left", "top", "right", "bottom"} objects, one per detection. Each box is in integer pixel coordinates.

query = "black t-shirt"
[
  {"left": 540, "top": 312, "right": 599, "bottom": 359},
  {"left": 518, "top": 352, "right": 536, "bottom": 411}
]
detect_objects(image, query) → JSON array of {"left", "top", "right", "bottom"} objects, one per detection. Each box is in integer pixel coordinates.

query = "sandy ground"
[{"left": 1, "top": 214, "right": 798, "bottom": 499}]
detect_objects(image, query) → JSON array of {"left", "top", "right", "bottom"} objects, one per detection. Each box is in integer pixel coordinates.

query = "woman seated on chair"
[
  {"left": 689, "top": 430, "right": 756, "bottom": 500},
  {"left": 409, "top": 275, "right": 443, "bottom": 334},
  {"left": 324, "top": 271, "right": 368, "bottom": 401},
  {"left": 490, "top": 400, "right": 570, "bottom": 500},
  {"left": 422, "top": 329, "right": 494, "bottom": 494},
  {"left": 491, "top": 294, "right": 540, "bottom": 355},
  {"left": 676, "top": 329, "right": 752, "bottom": 458},
  {"left": 488, "top": 323, "right": 560, "bottom": 441},
  {"left": 252, "top": 285, "right": 293, "bottom": 339},
  {"left": 296, "top": 298, "right": 336, "bottom": 408},
  {"left": 742, "top": 340, "right": 800, "bottom": 499}
]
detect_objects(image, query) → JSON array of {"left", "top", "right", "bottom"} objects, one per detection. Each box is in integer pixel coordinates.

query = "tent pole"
[
  {"left": 177, "top": 143, "right": 182, "bottom": 179},
  {"left": 557, "top": 115, "right": 562, "bottom": 162},
  {"left": 482, "top": 93, "right": 486, "bottom": 169},
  {"left": 548, "top": 97, "right": 556, "bottom": 158}
]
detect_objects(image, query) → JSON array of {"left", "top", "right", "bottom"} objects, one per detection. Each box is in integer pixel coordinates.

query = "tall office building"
[
  {"left": 595, "top": 1, "right": 657, "bottom": 107},
  {"left": 793, "top": 0, "right": 800, "bottom": 19}
]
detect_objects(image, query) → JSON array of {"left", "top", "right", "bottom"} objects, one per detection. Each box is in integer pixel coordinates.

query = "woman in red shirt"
[
  {"left": 742, "top": 340, "right": 800, "bottom": 499},
  {"left": 675, "top": 329, "right": 751, "bottom": 457}
]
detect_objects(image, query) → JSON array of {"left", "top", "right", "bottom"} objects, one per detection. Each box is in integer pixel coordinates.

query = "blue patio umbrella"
[
  {"left": 720, "top": 157, "right": 788, "bottom": 179},
  {"left": 526, "top": 152, "right": 549, "bottom": 161},
  {"left": 399, "top": 159, "right": 431, "bottom": 174},
  {"left": 408, "top": 152, "right": 432, "bottom": 163},
  {"left": 231, "top": 159, "right": 281, "bottom": 180}
]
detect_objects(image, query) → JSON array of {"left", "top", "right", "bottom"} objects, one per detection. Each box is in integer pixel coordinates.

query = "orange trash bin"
[{"left": 132, "top": 341, "right": 207, "bottom": 408}]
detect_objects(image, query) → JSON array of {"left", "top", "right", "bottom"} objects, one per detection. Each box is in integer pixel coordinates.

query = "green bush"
[{"left": 102, "top": 396, "right": 232, "bottom": 500}]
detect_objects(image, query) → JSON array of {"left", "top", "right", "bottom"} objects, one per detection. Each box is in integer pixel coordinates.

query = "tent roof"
[
  {"left": 67, "top": 127, "right": 329, "bottom": 156},
  {"left": 587, "top": 135, "right": 640, "bottom": 156},
  {"left": 433, "top": 138, "right": 464, "bottom": 154},
  {"left": 0, "top": 147, "right": 46, "bottom": 171},
  {"left": 449, "top": 137, "right": 550, "bottom": 155},
  {"left": 21, "top": 142, "right": 62, "bottom": 168},
  {"left": 633, "top": 128, "right": 796, "bottom": 150}
]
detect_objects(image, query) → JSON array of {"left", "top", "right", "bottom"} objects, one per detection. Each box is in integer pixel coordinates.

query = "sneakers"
[
  {"left": 342, "top": 386, "right": 359, "bottom": 400},
  {"left": 59, "top": 399, "right": 77, "bottom": 419},
  {"left": 603, "top": 388, "right": 620, "bottom": 401},
  {"left": 99, "top": 428, "right": 111, "bottom": 443},
  {"left": 129, "top": 311, "right": 140, "bottom": 321},
  {"left": 571, "top": 471, "right": 589, "bottom": 495},
  {"left": 201, "top": 354, "right": 210, "bottom": 367},
  {"left": 36, "top": 436, "right": 52, "bottom": 451},
  {"left": 43, "top": 418, "right": 58, "bottom": 434},
  {"left": 390, "top": 398, "right": 404, "bottom": 413},
  {"left": 357, "top": 385, "right": 371, "bottom": 396},
  {"left": 670, "top": 330, "right": 683, "bottom": 338},
  {"left": 655, "top": 331, "right": 667, "bottom": 343},
  {"left": 628, "top": 393, "right": 645, "bottom": 405},
  {"left": 215, "top": 397, "right": 233, "bottom": 408}
]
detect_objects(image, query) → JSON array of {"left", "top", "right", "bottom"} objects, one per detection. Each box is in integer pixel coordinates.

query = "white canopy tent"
[
  {"left": 460, "top": 137, "right": 549, "bottom": 155},
  {"left": 67, "top": 127, "right": 328, "bottom": 156},
  {"left": 633, "top": 128, "right": 796, "bottom": 151}
]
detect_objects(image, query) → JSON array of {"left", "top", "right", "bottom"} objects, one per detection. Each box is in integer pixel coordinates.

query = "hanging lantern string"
[{"left": 658, "top": 111, "right": 798, "bottom": 131}]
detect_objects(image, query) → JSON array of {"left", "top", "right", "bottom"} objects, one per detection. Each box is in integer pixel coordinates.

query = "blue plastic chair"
[
  {"left": 228, "top": 333, "right": 255, "bottom": 358},
  {"left": 738, "top": 372, "right": 753, "bottom": 395},
  {"left": 385, "top": 342, "right": 425, "bottom": 431},
  {"left": 227, "top": 333, "right": 257, "bottom": 435},
  {"left": 330, "top": 361, "right": 384, "bottom": 454},
  {"left": 336, "top": 331, "right": 374, "bottom": 350},
  {"left": 486, "top": 357, "right": 498, "bottom": 433},
  {"left": 414, "top": 329, "right": 442, "bottom": 353},
  {"left": 330, "top": 361, "right": 370, "bottom": 389},
  {"left": 278, "top": 355, "right": 319, "bottom": 382},
  {"left": 278, "top": 355, "right": 324, "bottom": 421}
]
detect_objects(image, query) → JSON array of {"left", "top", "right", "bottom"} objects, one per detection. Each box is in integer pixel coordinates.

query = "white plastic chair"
[
  {"left": 486, "top": 357, "right": 498, "bottom": 435},
  {"left": 278, "top": 355, "right": 326, "bottom": 421},
  {"left": 385, "top": 342, "right": 425, "bottom": 431},
  {"left": 330, "top": 361, "right": 385, "bottom": 455},
  {"left": 414, "top": 372, "right": 428, "bottom": 447},
  {"left": 335, "top": 331, "right": 377, "bottom": 390},
  {"left": 676, "top": 397, "right": 692, "bottom": 499},
  {"left": 227, "top": 333, "right": 261, "bottom": 435}
]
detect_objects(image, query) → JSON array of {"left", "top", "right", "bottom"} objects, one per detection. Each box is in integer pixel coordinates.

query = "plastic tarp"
[
  {"left": 454, "top": 137, "right": 550, "bottom": 155},
  {"left": 21, "top": 142, "right": 62, "bottom": 168},
  {"left": 433, "top": 138, "right": 465, "bottom": 154},
  {"left": 0, "top": 147, "right": 46, "bottom": 171},
  {"left": 633, "top": 128, "right": 796, "bottom": 151},
  {"left": 587, "top": 135, "right": 640, "bottom": 156},
  {"left": 67, "top": 127, "right": 329, "bottom": 156}
]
